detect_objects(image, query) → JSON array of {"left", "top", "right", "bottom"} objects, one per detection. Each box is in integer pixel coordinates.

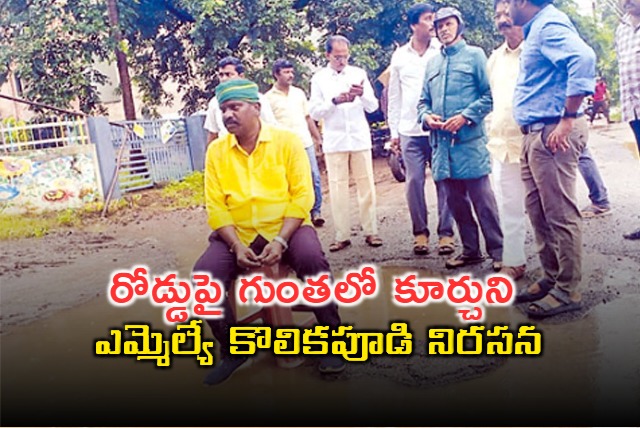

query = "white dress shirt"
[
  {"left": 309, "top": 65, "right": 378, "bottom": 153},
  {"left": 203, "top": 92, "right": 276, "bottom": 136},
  {"left": 387, "top": 38, "right": 441, "bottom": 138}
]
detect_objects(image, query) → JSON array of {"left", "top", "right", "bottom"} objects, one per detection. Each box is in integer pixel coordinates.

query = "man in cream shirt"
[
  {"left": 487, "top": 0, "right": 528, "bottom": 280},
  {"left": 388, "top": 3, "right": 455, "bottom": 256},
  {"left": 309, "top": 35, "right": 383, "bottom": 251},
  {"left": 266, "top": 59, "right": 325, "bottom": 227}
]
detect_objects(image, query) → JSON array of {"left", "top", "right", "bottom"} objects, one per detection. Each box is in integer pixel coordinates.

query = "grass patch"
[
  {"left": 0, "top": 212, "right": 59, "bottom": 240},
  {"left": 0, "top": 199, "right": 128, "bottom": 240},
  {"left": 160, "top": 171, "right": 205, "bottom": 208},
  {"left": 56, "top": 208, "right": 82, "bottom": 227},
  {"left": 1, "top": 172, "right": 205, "bottom": 240}
]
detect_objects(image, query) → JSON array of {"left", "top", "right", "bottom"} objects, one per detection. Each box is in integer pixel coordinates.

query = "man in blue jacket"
[{"left": 417, "top": 7, "right": 503, "bottom": 271}]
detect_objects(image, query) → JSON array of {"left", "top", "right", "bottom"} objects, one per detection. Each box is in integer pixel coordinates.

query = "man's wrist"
[
  {"left": 272, "top": 235, "right": 289, "bottom": 251},
  {"left": 562, "top": 111, "right": 579, "bottom": 119},
  {"left": 229, "top": 241, "right": 243, "bottom": 253}
]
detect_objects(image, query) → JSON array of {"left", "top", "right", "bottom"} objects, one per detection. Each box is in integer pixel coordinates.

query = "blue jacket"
[{"left": 417, "top": 39, "right": 493, "bottom": 182}]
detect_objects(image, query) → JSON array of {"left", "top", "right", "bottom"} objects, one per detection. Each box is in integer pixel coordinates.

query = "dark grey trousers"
[
  {"left": 442, "top": 175, "right": 503, "bottom": 261},
  {"left": 400, "top": 135, "right": 455, "bottom": 238}
]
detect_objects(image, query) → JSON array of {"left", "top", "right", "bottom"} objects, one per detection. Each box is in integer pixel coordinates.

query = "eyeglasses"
[{"left": 331, "top": 55, "right": 349, "bottom": 61}]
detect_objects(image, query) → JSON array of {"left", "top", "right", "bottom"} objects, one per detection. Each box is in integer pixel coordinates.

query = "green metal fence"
[{"left": 110, "top": 119, "right": 193, "bottom": 193}]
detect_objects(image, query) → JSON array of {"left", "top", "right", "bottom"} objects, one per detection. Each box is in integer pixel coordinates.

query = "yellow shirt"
[
  {"left": 205, "top": 123, "right": 313, "bottom": 246},
  {"left": 486, "top": 42, "right": 524, "bottom": 164},
  {"left": 265, "top": 85, "right": 314, "bottom": 148}
]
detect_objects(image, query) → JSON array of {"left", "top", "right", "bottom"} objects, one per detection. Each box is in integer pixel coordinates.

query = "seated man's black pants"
[{"left": 193, "top": 225, "right": 341, "bottom": 358}]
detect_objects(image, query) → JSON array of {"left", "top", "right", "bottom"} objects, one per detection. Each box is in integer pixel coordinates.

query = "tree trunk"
[{"left": 107, "top": 0, "right": 136, "bottom": 121}]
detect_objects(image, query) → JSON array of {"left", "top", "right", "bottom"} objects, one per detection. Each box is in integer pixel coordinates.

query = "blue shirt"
[{"left": 513, "top": 4, "right": 596, "bottom": 126}]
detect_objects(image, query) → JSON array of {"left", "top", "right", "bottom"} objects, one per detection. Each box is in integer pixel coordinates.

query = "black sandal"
[
  {"left": 365, "top": 235, "right": 383, "bottom": 247},
  {"left": 525, "top": 288, "right": 582, "bottom": 319},
  {"left": 515, "top": 278, "right": 555, "bottom": 303},
  {"left": 329, "top": 240, "right": 351, "bottom": 252}
]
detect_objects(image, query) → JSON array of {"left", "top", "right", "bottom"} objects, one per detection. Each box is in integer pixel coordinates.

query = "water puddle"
[{"left": 2, "top": 266, "right": 638, "bottom": 424}]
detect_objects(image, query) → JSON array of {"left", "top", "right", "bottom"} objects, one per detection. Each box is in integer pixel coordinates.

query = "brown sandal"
[
  {"left": 413, "top": 235, "right": 429, "bottom": 255},
  {"left": 365, "top": 235, "right": 383, "bottom": 247},
  {"left": 438, "top": 236, "right": 455, "bottom": 255},
  {"left": 329, "top": 240, "right": 351, "bottom": 252}
]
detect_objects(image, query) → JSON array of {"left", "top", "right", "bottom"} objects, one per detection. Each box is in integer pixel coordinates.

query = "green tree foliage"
[
  {"left": 0, "top": 0, "right": 622, "bottom": 115},
  {"left": 594, "top": 4, "right": 621, "bottom": 102},
  {"left": 0, "top": 0, "right": 112, "bottom": 114},
  {"left": 555, "top": 0, "right": 620, "bottom": 102},
  {"left": 121, "top": 0, "right": 500, "bottom": 114},
  {"left": 119, "top": 0, "right": 318, "bottom": 114},
  {"left": 118, "top": 0, "right": 384, "bottom": 113}
]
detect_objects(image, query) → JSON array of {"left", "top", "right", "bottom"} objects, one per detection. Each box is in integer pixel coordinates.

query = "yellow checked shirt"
[{"left": 205, "top": 123, "right": 313, "bottom": 246}]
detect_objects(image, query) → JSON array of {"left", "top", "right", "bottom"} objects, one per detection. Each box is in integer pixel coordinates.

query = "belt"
[
  {"left": 519, "top": 117, "right": 560, "bottom": 135},
  {"left": 519, "top": 114, "right": 583, "bottom": 135}
]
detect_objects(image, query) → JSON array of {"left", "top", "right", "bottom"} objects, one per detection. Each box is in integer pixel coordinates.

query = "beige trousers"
[
  {"left": 325, "top": 149, "right": 378, "bottom": 242},
  {"left": 520, "top": 117, "right": 588, "bottom": 293}
]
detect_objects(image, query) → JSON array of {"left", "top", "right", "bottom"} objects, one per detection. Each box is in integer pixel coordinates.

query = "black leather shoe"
[
  {"left": 203, "top": 356, "right": 249, "bottom": 386},
  {"left": 623, "top": 228, "right": 640, "bottom": 240},
  {"left": 445, "top": 253, "right": 485, "bottom": 269},
  {"left": 312, "top": 214, "right": 325, "bottom": 227}
]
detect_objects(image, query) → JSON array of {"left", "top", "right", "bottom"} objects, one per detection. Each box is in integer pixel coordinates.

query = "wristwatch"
[
  {"left": 272, "top": 235, "right": 289, "bottom": 251},
  {"left": 562, "top": 111, "right": 579, "bottom": 119}
]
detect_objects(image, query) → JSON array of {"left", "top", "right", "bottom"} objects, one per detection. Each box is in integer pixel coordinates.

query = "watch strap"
[{"left": 273, "top": 235, "right": 289, "bottom": 251}]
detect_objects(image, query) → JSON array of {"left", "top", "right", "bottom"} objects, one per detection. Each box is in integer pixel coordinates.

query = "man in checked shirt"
[{"left": 617, "top": 0, "right": 640, "bottom": 240}]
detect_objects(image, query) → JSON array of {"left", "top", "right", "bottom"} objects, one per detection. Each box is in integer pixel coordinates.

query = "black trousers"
[{"left": 193, "top": 225, "right": 341, "bottom": 357}]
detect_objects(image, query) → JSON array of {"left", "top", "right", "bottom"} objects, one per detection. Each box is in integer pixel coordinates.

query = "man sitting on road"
[{"left": 193, "top": 78, "right": 344, "bottom": 385}]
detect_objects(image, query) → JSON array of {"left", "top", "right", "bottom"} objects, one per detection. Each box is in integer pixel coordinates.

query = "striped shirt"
[{"left": 616, "top": 14, "right": 640, "bottom": 122}]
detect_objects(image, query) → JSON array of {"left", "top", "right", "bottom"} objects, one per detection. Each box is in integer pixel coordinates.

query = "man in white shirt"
[
  {"left": 204, "top": 56, "right": 276, "bottom": 146},
  {"left": 309, "top": 35, "right": 383, "bottom": 251},
  {"left": 388, "top": 3, "right": 455, "bottom": 256},
  {"left": 265, "top": 59, "right": 325, "bottom": 226}
]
